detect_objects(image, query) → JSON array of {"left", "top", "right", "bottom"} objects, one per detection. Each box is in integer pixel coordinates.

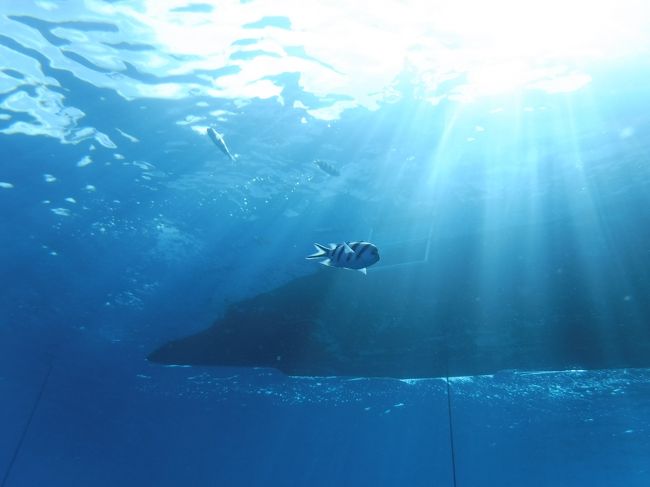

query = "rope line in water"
[
  {"left": 446, "top": 375, "right": 458, "bottom": 487},
  {"left": 1, "top": 361, "right": 53, "bottom": 487}
]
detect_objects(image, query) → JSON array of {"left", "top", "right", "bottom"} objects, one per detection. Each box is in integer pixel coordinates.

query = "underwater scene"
[{"left": 1, "top": 1, "right": 650, "bottom": 485}]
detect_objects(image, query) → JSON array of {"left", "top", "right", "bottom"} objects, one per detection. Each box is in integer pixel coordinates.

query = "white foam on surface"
[
  {"left": 116, "top": 128, "right": 139, "bottom": 142},
  {"left": 51, "top": 207, "right": 70, "bottom": 216},
  {"left": 94, "top": 131, "right": 117, "bottom": 149},
  {"left": 77, "top": 155, "right": 93, "bottom": 167}
]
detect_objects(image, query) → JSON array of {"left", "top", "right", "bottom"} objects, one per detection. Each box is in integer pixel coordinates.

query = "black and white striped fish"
[{"left": 306, "top": 241, "right": 380, "bottom": 275}]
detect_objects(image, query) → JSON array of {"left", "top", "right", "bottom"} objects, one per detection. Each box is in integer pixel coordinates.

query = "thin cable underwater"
[
  {"left": 445, "top": 375, "right": 458, "bottom": 487},
  {"left": 1, "top": 360, "right": 53, "bottom": 487}
]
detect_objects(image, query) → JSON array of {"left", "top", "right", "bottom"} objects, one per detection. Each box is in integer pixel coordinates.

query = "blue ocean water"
[{"left": 1, "top": 1, "right": 650, "bottom": 486}]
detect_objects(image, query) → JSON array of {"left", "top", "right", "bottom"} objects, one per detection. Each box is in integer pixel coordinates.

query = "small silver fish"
[
  {"left": 306, "top": 241, "right": 380, "bottom": 275},
  {"left": 314, "top": 159, "right": 340, "bottom": 176},
  {"left": 207, "top": 127, "right": 236, "bottom": 162}
]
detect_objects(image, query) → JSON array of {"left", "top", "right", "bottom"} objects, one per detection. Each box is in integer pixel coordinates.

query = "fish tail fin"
[{"left": 306, "top": 243, "right": 330, "bottom": 260}]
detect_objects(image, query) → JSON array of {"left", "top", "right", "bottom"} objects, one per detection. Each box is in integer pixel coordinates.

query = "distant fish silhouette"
[
  {"left": 314, "top": 159, "right": 340, "bottom": 176},
  {"left": 207, "top": 127, "right": 236, "bottom": 162}
]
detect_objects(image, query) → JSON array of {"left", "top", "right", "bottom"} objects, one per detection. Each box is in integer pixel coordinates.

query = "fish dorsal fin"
[
  {"left": 328, "top": 243, "right": 337, "bottom": 250},
  {"left": 358, "top": 268, "right": 367, "bottom": 275},
  {"left": 343, "top": 242, "right": 354, "bottom": 254}
]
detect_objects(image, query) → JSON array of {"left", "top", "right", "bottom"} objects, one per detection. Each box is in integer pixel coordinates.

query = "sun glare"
[{"left": 5, "top": 0, "right": 649, "bottom": 123}]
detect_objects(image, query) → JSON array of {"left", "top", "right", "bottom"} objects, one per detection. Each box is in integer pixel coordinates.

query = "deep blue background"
[{"left": 2, "top": 7, "right": 650, "bottom": 486}]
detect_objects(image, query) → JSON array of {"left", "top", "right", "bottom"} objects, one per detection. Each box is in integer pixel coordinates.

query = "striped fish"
[
  {"left": 306, "top": 241, "right": 380, "bottom": 275},
  {"left": 314, "top": 159, "right": 340, "bottom": 177}
]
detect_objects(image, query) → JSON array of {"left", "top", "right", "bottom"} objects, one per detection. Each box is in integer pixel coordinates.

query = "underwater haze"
[{"left": 2, "top": 1, "right": 650, "bottom": 486}]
